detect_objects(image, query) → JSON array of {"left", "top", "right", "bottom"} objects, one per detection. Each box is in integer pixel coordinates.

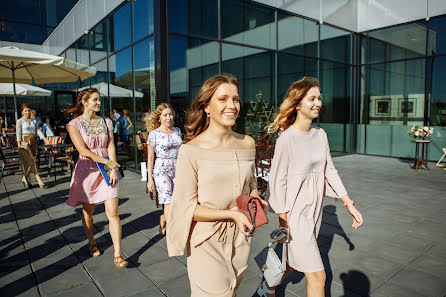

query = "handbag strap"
[
  {"left": 247, "top": 198, "right": 257, "bottom": 235},
  {"left": 102, "top": 117, "right": 109, "bottom": 145},
  {"left": 268, "top": 227, "right": 288, "bottom": 271}
]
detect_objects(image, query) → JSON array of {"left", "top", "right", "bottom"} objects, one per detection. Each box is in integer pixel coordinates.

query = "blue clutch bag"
[{"left": 96, "top": 156, "right": 124, "bottom": 186}]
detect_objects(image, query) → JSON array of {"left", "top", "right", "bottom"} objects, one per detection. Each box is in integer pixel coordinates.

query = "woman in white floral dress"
[{"left": 145, "top": 103, "right": 182, "bottom": 235}]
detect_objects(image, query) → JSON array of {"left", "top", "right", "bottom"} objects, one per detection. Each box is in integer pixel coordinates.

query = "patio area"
[{"left": 0, "top": 154, "right": 445, "bottom": 297}]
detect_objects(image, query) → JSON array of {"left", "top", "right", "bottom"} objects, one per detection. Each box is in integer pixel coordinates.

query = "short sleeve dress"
[
  {"left": 66, "top": 117, "right": 118, "bottom": 207},
  {"left": 147, "top": 127, "right": 183, "bottom": 204},
  {"left": 167, "top": 144, "right": 257, "bottom": 297},
  {"left": 268, "top": 126, "right": 348, "bottom": 273}
]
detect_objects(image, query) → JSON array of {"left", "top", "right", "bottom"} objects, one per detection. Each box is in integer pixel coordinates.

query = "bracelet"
[
  {"left": 343, "top": 199, "right": 354, "bottom": 207},
  {"left": 106, "top": 160, "right": 112, "bottom": 168}
]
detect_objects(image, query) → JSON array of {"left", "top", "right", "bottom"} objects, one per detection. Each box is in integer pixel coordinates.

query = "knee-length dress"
[
  {"left": 147, "top": 127, "right": 182, "bottom": 204},
  {"left": 66, "top": 117, "right": 119, "bottom": 207},
  {"left": 167, "top": 145, "right": 257, "bottom": 297},
  {"left": 268, "top": 126, "right": 347, "bottom": 273}
]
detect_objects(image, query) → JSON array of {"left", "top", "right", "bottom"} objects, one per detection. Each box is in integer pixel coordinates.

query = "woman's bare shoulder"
[{"left": 232, "top": 132, "right": 255, "bottom": 150}]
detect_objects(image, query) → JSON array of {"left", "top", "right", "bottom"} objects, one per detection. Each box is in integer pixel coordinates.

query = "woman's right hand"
[
  {"left": 231, "top": 211, "right": 254, "bottom": 237},
  {"left": 108, "top": 160, "right": 120, "bottom": 170},
  {"left": 146, "top": 178, "right": 155, "bottom": 193}
]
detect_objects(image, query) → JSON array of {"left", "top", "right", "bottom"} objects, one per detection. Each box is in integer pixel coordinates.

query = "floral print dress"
[{"left": 147, "top": 127, "right": 182, "bottom": 204}]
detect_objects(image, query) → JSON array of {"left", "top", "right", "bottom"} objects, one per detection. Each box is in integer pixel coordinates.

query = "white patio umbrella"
[
  {"left": 78, "top": 82, "right": 144, "bottom": 98},
  {"left": 0, "top": 46, "right": 96, "bottom": 122},
  {"left": 0, "top": 83, "right": 52, "bottom": 96},
  {"left": 0, "top": 83, "right": 52, "bottom": 128}
]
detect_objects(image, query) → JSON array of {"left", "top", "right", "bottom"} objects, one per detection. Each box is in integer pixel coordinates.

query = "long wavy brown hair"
[
  {"left": 184, "top": 73, "right": 239, "bottom": 142},
  {"left": 144, "top": 103, "right": 175, "bottom": 132},
  {"left": 266, "top": 76, "right": 320, "bottom": 134},
  {"left": 63, "top": 88, "right": 100, "bottom": 118}
]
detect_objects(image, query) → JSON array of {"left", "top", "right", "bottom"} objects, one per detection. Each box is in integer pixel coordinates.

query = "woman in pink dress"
[
  {"left": 65, "top": 88, "right": 128, "bottom": 268},
  {"left": 258, "top": 77, "right": 364, "bottom": 297}
]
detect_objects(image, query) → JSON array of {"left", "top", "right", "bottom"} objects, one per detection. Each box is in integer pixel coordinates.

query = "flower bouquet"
[{"left": 408, "top": 125, "right": 434, "bottom": 139}]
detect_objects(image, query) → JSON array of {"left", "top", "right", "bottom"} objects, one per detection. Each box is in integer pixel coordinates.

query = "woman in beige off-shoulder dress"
[
  {"left": 167, "top": 74, "right": 265, "bottom": 297},
  {"left": 257, "top": 77, "right": 364, "bottom": 297}
]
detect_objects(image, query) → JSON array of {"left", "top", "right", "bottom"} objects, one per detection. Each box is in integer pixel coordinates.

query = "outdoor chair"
[
  {"left": 0, "top": 146, "right": 21, "bottom": 183},
  {"left": 53, "top": 149, "right": 78, "bottom": 181},
  {"left": 436, "top": 147, "right": 446, "bottom": 170}
]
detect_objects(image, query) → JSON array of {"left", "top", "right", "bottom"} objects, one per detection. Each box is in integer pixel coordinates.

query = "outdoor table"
[
  {"left": 410, "top": 139, "right": 431, "bottom": 171},
  {"left": 37, "top": 143, "right": 73, "bottom": 177}
]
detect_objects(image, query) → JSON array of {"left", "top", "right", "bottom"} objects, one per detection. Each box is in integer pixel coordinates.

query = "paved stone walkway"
[{"left": 1, "top": 154, "right": 445, "bottom": 297}]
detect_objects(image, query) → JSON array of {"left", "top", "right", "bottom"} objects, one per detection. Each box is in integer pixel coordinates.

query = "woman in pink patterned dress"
[{"left": 65, "top": 88, "right": 128, "bottom": 268}]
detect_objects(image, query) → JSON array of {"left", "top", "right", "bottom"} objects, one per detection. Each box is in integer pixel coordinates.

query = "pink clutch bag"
[{"left": 236, "top": 194, "right": 268, "bottom": 235}]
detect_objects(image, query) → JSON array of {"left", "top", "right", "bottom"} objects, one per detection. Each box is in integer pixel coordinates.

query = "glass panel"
[
  {"left": 428, "top": 16, "right": 446, "bottom": 56},
  {"left": 110, "top": 2, "right": 131, "bottom": 52},
  {"left": 365, "top": 59, "right": 425, "bottom": 158},
  {"left": 133, "top": 0, "right": 154, "bottom": 41},
  {"left": 134, "top": 38, "right": 155, "bottom": 170},
  {"left": 277, "top": 52, "right": 318, "bottom": 100},
  {"left": 90, "top": 20, "right": 108, "bottom": 64},
  {"left": 2, "top": 22, "right": 42, "bottom": 44},
  {"left": 77, "top": 34, "right": 89, "bottom": 65},
  {"left": 42, "top": 26, "right": 55, "bottom": 41},
  {"left": 320, "top": 25, "right": 351, "bottom": 64},
  {"left": 109, "top": 48, "right": 135, "bottom": 169},
  {"left": 222, "top": 0, "right": 276, "bottom": 49},
  {"left": 0, "top": 0, "right": 40, "bottom": 24},
  {"left": 90, "top": 59, "right": 109, "bottom": 114},
  {"left": 428, "top": 56, "right": 446, "bottom": 126},
  {"left": 169, "top": 35, "right": 219, "bottom": 131},
  {"left": 169, "top": 0, "right": 218, "bottom": 38},
  {"left": 41, "top": 0, "right": 79, "bottom": 27},
  {"left": 368, "top": 21, "right": 427, "bottom": 63},
  {"left": 319, "top": 61, "right": 351, "bottom": 152},
  {"left": 222, "top": 43, "right": 275, "bottom": 138},
  {"left": 278, "top": 13, "right": 318, "bottom": 58}
]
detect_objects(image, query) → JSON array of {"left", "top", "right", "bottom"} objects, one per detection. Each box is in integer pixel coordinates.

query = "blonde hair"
[
  {"left": 184, "top": 73, "right": 239, "bottom": 142},
  {"left": 266, "top": 76, "right": 320, "bottom": 134},
  {"left": 144, "top": 103, "right": 175, "bottom": 132}
]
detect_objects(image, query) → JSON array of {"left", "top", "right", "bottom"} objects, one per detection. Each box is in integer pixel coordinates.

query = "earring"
[{"left": 206, "top": 113, "right": 210, "bottom": 118}]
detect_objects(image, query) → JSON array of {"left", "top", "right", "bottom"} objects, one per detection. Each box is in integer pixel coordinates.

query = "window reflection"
[
  {"left": 109, "top": 2, "right": 131, "bottom": 52},
  {"left": 320, "top": 25, "right": 351, "bottom": 64},
  {"left": 134, "top": 0, "right": 154, "bottom": 41},
  {"left": 428, "top": 56, "right": 446, "bottom": 126},
  {"left": 222, "top": 0, "right": 276, "bottom": 49},
  {"left": 278, "top": 13, "right": 318, "bottom": 58},
  {"left": 109, "top": 48, "right": 134, "bottom": 168},
  {"left": 169, "top": 0, "right": 218, "bottom": 38},
  {"left": 222, "top": 43, "right": 275, "bottom": 137}
]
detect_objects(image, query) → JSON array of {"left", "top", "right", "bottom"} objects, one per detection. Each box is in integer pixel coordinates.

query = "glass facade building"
[
  {"left": 2, "top": 0, "right": 446, "bottom": 171},
  {"left": 0, "top": 0, "right": 79, "bottom": 44}
]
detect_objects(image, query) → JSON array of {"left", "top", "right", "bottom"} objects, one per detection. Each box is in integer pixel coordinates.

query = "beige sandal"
[{"left": 114, "top": 256, "right": 128, "bottom": 268}]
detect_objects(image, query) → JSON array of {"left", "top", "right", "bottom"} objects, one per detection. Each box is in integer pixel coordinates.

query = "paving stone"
[
  {"left": 96, "top": 269, "right": 154, "bottom": 297},
  {"left": 126, "top": 241, "right": 170, "bottom": 268},
  {"left": 424, "top": 238, "right": 446, "bottom": 260},
  {"left": 407, "top": 254, "right": 446, "bottom": 280},
  {"left": 45, "top": 283, "right": 103, "bottom": 297},
  {"left": 370, "top": 282, "right": 428, "bottom": 297},
  {"left": 158, "top": 274, "right": 190, "bottom": 297},
  {"left": 125, "top": 286, "right": 166, "bottom": 297},
  {"left": 387, "top": 267, "right": 446, "bottom": 297},
  {"left": 36, "top": 265, "right": 93, "bottom": 296},
  {"left": 139, "top": 258, "right": 187, "bottom": 285}
]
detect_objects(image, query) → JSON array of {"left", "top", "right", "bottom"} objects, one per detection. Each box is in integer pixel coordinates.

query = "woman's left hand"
[
  {"left": 110, "top": 170, "right": 119, "bottom": 185},
  {"left": 259, "top": 198, "right": 269, "bottom": 214},
  {"left": 347, "top": 204, "right": 363, "bottom": 229}
]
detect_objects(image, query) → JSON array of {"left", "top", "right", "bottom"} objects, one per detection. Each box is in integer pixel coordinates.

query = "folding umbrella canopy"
[
  {"left": 0, "top": 46, "right": 96, "bottom": 121},
  {"left": 78, "top": 82, "right": 144, "bottom": 98},
  {"left": 0, "top": 83, "right": 52, "bottom": 129}
]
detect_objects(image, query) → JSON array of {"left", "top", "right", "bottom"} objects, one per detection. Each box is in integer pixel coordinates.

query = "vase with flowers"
[{"left": 408, "top": 125, "right": 434, "bottom": 140}]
